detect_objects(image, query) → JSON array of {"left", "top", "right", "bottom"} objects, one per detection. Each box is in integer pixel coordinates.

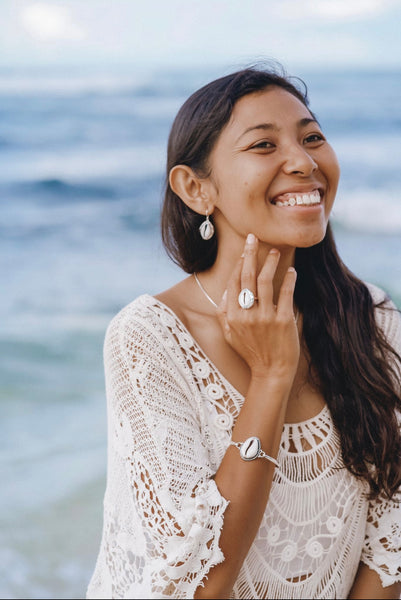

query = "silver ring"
[{"left": 238, "top": 288, "right": 256, "bottom": 309}]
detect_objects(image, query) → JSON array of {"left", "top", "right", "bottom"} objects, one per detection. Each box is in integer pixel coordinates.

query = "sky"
[{"left": 0, "top": 0, "right": 400, "bottom": 70}]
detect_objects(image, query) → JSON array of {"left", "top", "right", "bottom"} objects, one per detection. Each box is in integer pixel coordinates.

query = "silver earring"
[{"left": 199, "top": 211, "right": 214, "bottom": 240}]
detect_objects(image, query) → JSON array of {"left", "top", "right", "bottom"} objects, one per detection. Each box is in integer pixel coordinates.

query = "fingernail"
[
  {"left": 246, "top": 233, "right": 256, "bottom": 245},
  {"left": 288, "top": 266, "right": 296, "bottom": 273},
  {"left": 269, "top": 248, "right": 279, "bottom": 255},
  {"left": 222, "top": 289, "right": 227, "bottom": 301}
]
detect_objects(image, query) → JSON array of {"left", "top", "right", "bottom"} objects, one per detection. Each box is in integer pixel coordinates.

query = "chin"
[{"left": 292, "top": 228, "right": 327, "bottom": 248}]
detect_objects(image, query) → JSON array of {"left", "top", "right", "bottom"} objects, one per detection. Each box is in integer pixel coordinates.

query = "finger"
[
  {"left": 257, "top": 248, "right": 280, "bottom": 309},
  {"left": 241, "top": 233, "right": 258, "bottom": 296},
  {"left": 276, "top": 267, "right": 297, "bottom": 319}
]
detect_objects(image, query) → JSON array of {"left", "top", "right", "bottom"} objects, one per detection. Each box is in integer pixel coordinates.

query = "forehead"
[{"left": 225, "top": 87, "right": 313, "bottom": 137}]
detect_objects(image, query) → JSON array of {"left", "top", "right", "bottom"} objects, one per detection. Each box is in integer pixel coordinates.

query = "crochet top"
[{"left": 87, "top": 283, "right": 401, "bottom": 599}]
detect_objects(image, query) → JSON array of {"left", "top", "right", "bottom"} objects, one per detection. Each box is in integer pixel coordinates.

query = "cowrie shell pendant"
[
  {"left": 238, "top": 288, "right": 256, "bottom": 309},
  {"left": 199, "top": 215, "right": 214, "bottom": 240}
]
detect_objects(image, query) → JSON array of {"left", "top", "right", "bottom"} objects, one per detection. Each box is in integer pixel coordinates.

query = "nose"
[{"left": 282, "top": 144, "right": 318, "bottom": 176}]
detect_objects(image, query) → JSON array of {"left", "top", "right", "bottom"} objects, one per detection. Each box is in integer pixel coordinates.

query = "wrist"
[{"left": 250, "top": 369, "right": 295, "bottom": 392}]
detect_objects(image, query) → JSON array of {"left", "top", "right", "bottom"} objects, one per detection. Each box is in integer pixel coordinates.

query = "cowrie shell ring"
[{"left": 238, "top": 288, "right": 257, "bottom": 309}]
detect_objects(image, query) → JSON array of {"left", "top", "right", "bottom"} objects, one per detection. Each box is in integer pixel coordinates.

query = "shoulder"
[
  {"left": 364, "top": 281, "right": 400, "bottom": 315},
  {"left": 103, "top": 294, "right": 194, "bottom": 386},
  {"left": 102, "top": 296, "right": 198, "bottom": 414},
  {"left": 365, "top": 282, "right": 401, "bottom": 353},
  {"left": 365, "top": 281, "right": 392, "bottom": 305},
  {"left": 105, "top": 294, "right": 179, "bottom": 347}
]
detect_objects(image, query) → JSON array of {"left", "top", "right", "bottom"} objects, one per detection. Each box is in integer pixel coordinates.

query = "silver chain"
[{"left": 193, "top": 273, "right": 218, "bottom": 308}]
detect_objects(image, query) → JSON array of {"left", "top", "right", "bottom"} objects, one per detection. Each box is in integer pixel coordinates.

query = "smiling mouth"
[{"left": 271, "top": 189, "right": 322, "bottom": 207}]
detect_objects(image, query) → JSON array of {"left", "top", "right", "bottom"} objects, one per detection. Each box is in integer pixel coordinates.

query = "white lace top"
[{"left": 87, "top": 283, "right": 401, "bottom": 599}]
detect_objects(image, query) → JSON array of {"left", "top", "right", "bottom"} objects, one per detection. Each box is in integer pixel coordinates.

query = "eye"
[
  {"left": 249, "top": 140, "right": 275, "bottom": 150},
  {"left": 304, "top": 133, "right": 325, "bottom": 144}
]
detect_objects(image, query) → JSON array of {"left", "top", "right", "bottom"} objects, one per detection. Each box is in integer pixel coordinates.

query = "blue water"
[{"left": 1, "top": 66, "right": 400, "bottom": 599}]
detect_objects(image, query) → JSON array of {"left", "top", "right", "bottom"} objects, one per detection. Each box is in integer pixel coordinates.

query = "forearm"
[
  {"left": 195, "top": 374, "right": 290, "bottom": 599},
  {"left": 348, "top": 562, "right": 401, "bottom": 599}
]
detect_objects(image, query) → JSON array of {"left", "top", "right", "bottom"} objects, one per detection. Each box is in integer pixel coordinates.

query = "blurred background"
[{"left": 1, "top": 0, "right": 400, "bottom": 597}]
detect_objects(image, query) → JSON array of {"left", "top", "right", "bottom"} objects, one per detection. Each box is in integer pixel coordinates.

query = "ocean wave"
[
  {"left": 0, "top": 72, "right": 152, "bottom": 97},
  {"left": 331, "top": 133, "right": 401, "bottom": 170},
  {"left": 332, "top": 188, "right": 401, "bottom": 233},
  {"left": 0, "top": 172, "right": 159, "bottom": 205},
  {"left": 17, "top": 178, "right": 118, "bottom": 200},
  {"left": 0, "top": 144, "right": 166, "bottom": 183},
  {"left": 0, "top": 70, "right": 205, "bottom": 99}
]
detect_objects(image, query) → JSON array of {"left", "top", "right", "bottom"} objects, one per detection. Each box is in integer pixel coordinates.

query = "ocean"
[{"left": 1, "top": 65, "right": 400, "bottom": 598}]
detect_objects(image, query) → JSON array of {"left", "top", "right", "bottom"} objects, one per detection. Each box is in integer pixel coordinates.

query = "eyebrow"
[{"left": 236, "top": 117, "right": 320, "bottom": 142}]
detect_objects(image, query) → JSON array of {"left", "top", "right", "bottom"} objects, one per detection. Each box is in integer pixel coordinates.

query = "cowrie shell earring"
[{"left": 199, "top": 211, "right": 214, "bottom": 240}]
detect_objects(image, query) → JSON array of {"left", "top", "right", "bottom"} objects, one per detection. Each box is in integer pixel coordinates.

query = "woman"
[{"left": 87, "top": 66, "right": 401, "bottom": 599}]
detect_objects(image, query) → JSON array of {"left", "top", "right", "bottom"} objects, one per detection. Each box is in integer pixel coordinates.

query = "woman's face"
[{"left": 207, "top": 86, "right": 340, "bottom": 250}]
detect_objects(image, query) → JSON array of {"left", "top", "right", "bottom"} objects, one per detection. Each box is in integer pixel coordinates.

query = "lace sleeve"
[
  {"left": 361, "top": 492, "right": 401, "bottom": 587},
  {"left": 87, "top": 303, "right": 229, "bottom": 599},
  {"left": 368, "top": 282, "right": 401, "bottom": 375},
  {"left": 360, "top": 285, "right": 401, "bottom": 587}
]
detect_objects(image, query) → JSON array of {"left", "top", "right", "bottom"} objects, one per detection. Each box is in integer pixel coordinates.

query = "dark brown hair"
[{"left": 161, "top": 65, "right": 401, "bottom": 500}]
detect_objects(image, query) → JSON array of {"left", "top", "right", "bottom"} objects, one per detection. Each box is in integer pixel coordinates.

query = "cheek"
[
  {"left": 325, "top": 147, "right": 341, "bottom": 187},
  {"left": 240, "top": 170, "right": 270, "bottom": 199}
]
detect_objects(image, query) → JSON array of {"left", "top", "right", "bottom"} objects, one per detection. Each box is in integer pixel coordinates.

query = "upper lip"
[{"left": 270, "top": 184, "right": 324, "bottom": 203}]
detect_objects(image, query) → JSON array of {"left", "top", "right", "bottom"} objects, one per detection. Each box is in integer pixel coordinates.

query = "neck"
[{"left": 199, "top": 236, "right": 296, "bottom": 307}]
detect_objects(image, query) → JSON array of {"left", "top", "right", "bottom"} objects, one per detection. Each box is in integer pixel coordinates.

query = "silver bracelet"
[{"left": 230, "top": 436, "right": 279, "bottom": 467}]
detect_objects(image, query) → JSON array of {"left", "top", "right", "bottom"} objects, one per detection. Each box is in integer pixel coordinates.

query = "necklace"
[
  {"left": 193, "top": 273, "right": 219, "bottom": 308},
  {"left": 193, "top": 272, "right": 299, "bottom": 322}
]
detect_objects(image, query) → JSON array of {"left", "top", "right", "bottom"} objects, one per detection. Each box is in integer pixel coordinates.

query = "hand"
[{"left": 216, "top": 234, "right": 300, "bottom": 384}]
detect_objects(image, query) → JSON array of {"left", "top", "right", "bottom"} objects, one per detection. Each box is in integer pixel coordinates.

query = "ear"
[{"left": 169, "top": 165, "right": 214, "bottom": 215}]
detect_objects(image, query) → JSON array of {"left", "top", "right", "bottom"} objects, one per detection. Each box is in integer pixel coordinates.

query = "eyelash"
[
  {"left": 250, "top": 141, "right": 275, "bottom": 150},
  {"left": 304, "top": 133, "right": 325, "bottom": 144},
  {"left": 250, "top": 133, "right": 325, "bottom": 150}
]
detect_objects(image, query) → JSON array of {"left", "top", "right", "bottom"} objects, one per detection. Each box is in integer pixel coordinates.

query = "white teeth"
[{"left": 273, "top": 190, "right": 322, "bottom": 207}]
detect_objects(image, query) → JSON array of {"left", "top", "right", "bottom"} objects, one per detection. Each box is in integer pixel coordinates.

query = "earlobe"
[{"left": 169, "top": 164, "right": 212, "bottom": 215}]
